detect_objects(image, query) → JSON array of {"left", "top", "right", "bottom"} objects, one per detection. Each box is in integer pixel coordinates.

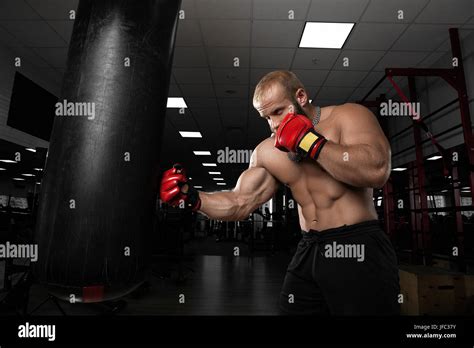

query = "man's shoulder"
[
  {"left": 330, "top": 102, "right": 370, "bottom": 119},
  {"left": 250, "top": 136, "right": 275, "bottom": 168},
  {"left": 255, "top": 136, "right": 278, "bottom": 156}
]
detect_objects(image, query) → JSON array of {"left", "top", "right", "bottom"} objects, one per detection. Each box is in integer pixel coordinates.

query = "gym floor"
[{"left": 1, "top": 236, "right": 294, "bottom": 316}]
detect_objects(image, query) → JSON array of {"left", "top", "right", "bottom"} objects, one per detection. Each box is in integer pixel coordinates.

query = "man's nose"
[{"left": 271, "top": 120, "right": 280, "bottom": 131}]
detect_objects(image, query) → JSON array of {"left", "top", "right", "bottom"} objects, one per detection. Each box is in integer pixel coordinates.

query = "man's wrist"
[
  {"left": 297, "top": 129, "right": 327, "bottom": 161},
  {"left": 185, "top": 186, "right": 201, "bottom": 211}
]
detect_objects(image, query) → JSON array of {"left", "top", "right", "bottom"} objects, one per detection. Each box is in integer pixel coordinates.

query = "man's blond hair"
[{"left": 253, "top": 70, "right": 305, "bottom": 103}]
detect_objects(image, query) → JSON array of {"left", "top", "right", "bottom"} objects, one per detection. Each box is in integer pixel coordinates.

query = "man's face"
[{"left": 253, "top": 83, "right": 308, "bottom": 134}]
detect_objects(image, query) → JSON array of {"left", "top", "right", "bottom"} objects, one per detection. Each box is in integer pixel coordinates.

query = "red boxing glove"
[
  {"left": 275, "top": 112, "right": 327, "bottom": 161},
  {"left": 160, "top": 164, "right": 201, "bottom": 211}
]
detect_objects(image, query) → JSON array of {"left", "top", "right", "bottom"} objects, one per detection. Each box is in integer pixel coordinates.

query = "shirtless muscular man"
[{"left": 160, "top": 70, "right": 400, "bottom": 315}]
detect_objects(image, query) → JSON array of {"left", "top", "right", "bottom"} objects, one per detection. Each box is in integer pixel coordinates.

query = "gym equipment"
[{"left": 33, "top": 0, "right": 181, "bottom": 303}]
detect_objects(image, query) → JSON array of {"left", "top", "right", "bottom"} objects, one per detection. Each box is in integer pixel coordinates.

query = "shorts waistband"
[{"left": 301, "top": 220, "right": 381, "bottom": 241}]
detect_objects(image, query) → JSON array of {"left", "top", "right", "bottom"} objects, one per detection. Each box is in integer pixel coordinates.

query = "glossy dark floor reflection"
[{"left": 4, "top": 237, "right": 293, "bottom": 316}]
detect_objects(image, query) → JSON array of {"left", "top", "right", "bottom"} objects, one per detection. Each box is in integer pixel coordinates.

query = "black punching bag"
[{"left": 34, "top": 0, "right": 181, "bottom": 303}]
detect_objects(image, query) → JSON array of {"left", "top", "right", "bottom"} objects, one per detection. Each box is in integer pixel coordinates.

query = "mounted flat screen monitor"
[{"left": 7, "top": 72, "right": 57, "bottom": 142}]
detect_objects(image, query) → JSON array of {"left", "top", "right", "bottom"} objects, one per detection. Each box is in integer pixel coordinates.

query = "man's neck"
[
  {"left": 304, "top": 104, "right": 319, "bottom": 125},
  {"left": 304, "top": 104, "right": 316, "bottom": 120}
]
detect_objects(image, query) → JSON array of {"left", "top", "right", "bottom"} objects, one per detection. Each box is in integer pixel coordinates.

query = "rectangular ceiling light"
[
  {"left": 299, "top": 22, "right": 354, "bottom": 49},
  {"left": 0, "top": 160, "right": 17, "bottom": 163},
  {"left": 209, "top": 171, "right": 221, "bottom": 175},
  {"left": 26, "top": 148, "right": 36, "bottom": 152},
  {"left": 13, "top": 178, "right": 25, "bottom": 181},
  {"left": 427, "top": 155, "right": 442, "bottom": 161},
  {"left": 213, "top": 178, "right": 224, "bottom": 181},
  {"left": 202, "top": 163, "right": 217, "bottom": 167},
  {"left": 167, "top": 97, "right": 187, "bottom": 108},
  {"left": 193, "top": 151, "right": 211, "bottom": 156},
  {"left": 179, "top": 131, "right": 202, "bottom": 138},
  {"left": 216, "top": 183, "right": 226, "bottom": 186},
  {"left": 194, "top": 185, "right": 203, "bottom": 189},
  {"left": 21, "top": 173, "right": 35, "bottom": 177},
  {"left": 392, "top": 167, "right": 407, "bottom": 172},
  {"left": 0, "top": 168, "right": 6, "bottom": 171}
]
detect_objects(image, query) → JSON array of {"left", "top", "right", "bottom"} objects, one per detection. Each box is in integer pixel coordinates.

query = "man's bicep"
[{"left": 233, "top": 166, "right": 279, "bottom": 207}]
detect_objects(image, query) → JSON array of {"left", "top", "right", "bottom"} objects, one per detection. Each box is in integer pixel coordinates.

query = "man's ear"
[{"left": 295, "top": 88, "right": 308, "bottom": 107}]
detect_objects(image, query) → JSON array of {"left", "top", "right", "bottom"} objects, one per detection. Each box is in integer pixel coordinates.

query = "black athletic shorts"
[{"left": 279, "top": 220, "right": 400, "bottom": 315}]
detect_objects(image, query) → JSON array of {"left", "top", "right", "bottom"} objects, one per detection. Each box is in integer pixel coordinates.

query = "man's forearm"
[
  {"left": 199, "top": 191, "right": 251, "bottom": 221},
  {"left": 316, "top": 142, "right": 389, "bottom": 188}
]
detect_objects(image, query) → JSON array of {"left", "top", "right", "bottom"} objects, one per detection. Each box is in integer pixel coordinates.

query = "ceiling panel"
[
  {"left": 251, "top": 47, "right": 294, "bottom": 69},
  {"left": 201, "top": 20, "right": 251, "bottom": 47},
  {"left": 168, "top": 84, "right": 182, "bottom": 96},
  {"left": 358, "top": 71, "right": 384, "bottom": 88},
  {"left": 0, "top": 0, "right": 41, "bottom": 20},
  {"left": 214, "top": 84, "right": 249, "bottom": 98},
  {"left": 253, "top": 0, "right": 311, "bottom": 20},
  {"left": 250, "top": 68, "right": 278, "bottom": 85},
  {"left": 0, "top": 25, "right": 22, "bottom": 46},
  {"left": 217, "top": 98, "right": 250, "bottom": 110},
  {"left": 173, "top": 46, "right": 208, "bottom": 67},
  {"left": 334, "top": 50, "right": 386, "bottom": 71},
  {"left": 31, "top": 47, "right": 68, "bottom": 68},
  {"left": 180, "top": 84, "right": 215, "bottom": 98},
  {"left": 175, "top": 20, "right": 202, "bottom": 46},
  {"left": 166, "top": 109, "right": 200, "bottom": 130},
  {"left": 303, "top": 85, "right": 321, "bottom": 98},
  {"left": 360, "top": 0, "right": 428, "bottom": 23},
  {"left": 292, "top": 48, "right": 340, "bottom": 70},
  {"left": 210, "top": 68, "right": 249, "bottom": 85},
  {"left": 345, "top": 23, "right": 407, "bottom": 50},
  {"left": 316, "top": 86, "right": 356, "bottom": 100},
  {"left": 374, "top": 51, "right": 430, "bottom": 71},
  {"left": 196, "top": 0, "right": 252, "bottom": 19},
  {"left": 307, "top": 0, "right": 369, "bottom": 22},
  {"left": 348, "top": 87, "right": 373, "bottom": 101},
  {"left": 193, "top": 108, "right": 224, "bottom": 129},
  {"left": 251, "top": 20, "right": 304, "bottom": 48},
  {"left": 0, "top": 21, "right": 66, "bottom": 47},
  {"left": 392, "top": 24, "right": 453, "bottom": 51},
  {"left": 173, "top": 68, "right": 213, "bottom": 84},
  {"left": 286, "top": 69, "right": 329, "bottom": 86},
  {"left": 417, "top": 51, "right": 449, "bottom": 68},
  {"left": 25, "top": 0, "right": 78, "bottom": 20},
  {"left": 5, "top": 45, "right": 51, "bottom": 68},
  {"left": 47, "top": 20, "right": 74, "bottom": 44},
  {"left": 415, "top": 0, "right": 473, "bottom": 24},
  {"left": 220, "top": 108, "right": 248, "bottom": 128},
  {"left": 185, "top": 98, "right": 218, "bottom": 110},
  {"left": 178, "top": 0, "right": 198, "bottom": 19},
  {"left": 206, "top": 47, "right": 250, "bottom": 68},
  {"left": 323, "top": 70, "right": 368, "bottom": 87}
]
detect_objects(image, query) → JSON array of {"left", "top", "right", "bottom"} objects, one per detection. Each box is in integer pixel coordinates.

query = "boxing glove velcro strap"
[{"left": 297, "top": 130, "right": 327, "bottom": 161}]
